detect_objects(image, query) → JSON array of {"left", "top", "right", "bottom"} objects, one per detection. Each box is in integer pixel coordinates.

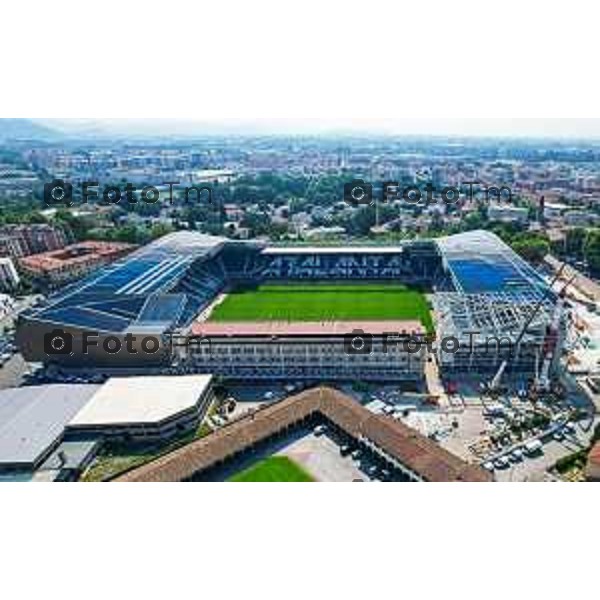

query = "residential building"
[
  {"left": 0, "top": 224, "right": 67, "bottom": 257},
  {"left": 19, "top": 240, "right": 136, "bottom": 285},
  {"left": 564, "top": 210, "right": 599, "bottom": 227},
  {"left": 0, "top": 257, "right": 20, "bottom": 291},
  {"left": 488, "top": 204, "right": 529, "bottom": 223},
  {"left": 0, "top": 233, "right": 27, "bottom": 259}
]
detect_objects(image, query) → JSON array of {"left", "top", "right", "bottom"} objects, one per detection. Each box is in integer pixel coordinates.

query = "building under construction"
[{"left": 433, "top": 231, "right": 560, "bottom": 374}]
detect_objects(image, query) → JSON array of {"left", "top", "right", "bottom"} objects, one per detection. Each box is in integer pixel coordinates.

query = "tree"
[
  {"left": 149, "top": 223, "right": 175, "bottom": 239},
  {"left": 53, "top": 210, "right": 89, "bottom": 242},
  {"left": 511, "top": 237, "right": 550, "bottom": 264},
  {"left": 565, "top": 227, "right": 587, "bottom": 259},
  {"left": 241, "top": 210, "right": 270, "bottom": 237},
  {"left": 584, "top": 230, "right": 600, "bottom": 274},
  {"left": 464, "top": 211, "right": 485, "bottom": 230}
]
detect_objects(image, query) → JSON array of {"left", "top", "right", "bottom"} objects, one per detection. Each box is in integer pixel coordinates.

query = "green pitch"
[
  {"left": 209, "top": 283, "right": 433, "bottom": 332},
  {"left": 229, "top": 456, "right": 315, "bottom": 482}
]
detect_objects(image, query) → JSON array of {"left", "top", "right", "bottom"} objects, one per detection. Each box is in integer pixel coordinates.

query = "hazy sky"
[
  {"left": 44, "top": 118, "right": 600, "bottom": 139},
  {"left": 224, "top": 119, "right": 600, "bottom": 139}
]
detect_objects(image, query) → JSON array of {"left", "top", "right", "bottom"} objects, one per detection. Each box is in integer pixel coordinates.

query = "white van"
[{"left": 524, "top": 440, "right": 543, "bottom": 456}]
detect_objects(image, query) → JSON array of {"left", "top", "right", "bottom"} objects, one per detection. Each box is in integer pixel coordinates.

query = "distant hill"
[
  {"left": 33, "top": 119, "right": 352, "bottom": 139},
  {"left": 0, "top": 118, "right": 61, "bottom": 141}
]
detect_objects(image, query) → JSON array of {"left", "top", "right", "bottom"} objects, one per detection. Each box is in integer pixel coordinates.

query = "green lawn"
[
  {"left": 229, "top": 456, "right": 315, "bottom": 482},
  {"left": 81, "top": 421, "right": 214, "bottom": 482},
  {"left": 209, "top": 284, "right": 433, "bottom": 332}
]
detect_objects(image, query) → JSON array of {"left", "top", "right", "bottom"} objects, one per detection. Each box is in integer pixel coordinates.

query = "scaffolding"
[
  {"left": 434, "top": 291, "right": 554, "bottom": 370},
  {"left": 433, "top": 231, "right": 557, "bottom": 373}
]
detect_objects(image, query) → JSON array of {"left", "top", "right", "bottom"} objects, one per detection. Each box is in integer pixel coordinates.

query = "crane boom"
[
  {"left": 486, "top": 263, "right": 567, "bottom": 394},
  {"left": 537, "top": 274, "right": 576, "bottom": 391}
]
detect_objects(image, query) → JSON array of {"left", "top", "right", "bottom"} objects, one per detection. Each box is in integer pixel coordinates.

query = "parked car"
[
  {"left": 524, "top": 440, "right": 543, "bottom": 456},
  {"left": 366, "top": 465, "right": 379, "bottom": 477},
  {"left": 314, "top": 425, "right": 327, "bottom": 437},
  {"left": 340, "top": 445, "right": 353, "bottom": 457},
  {"left": 351, "top": 449, "right": 362, "bottom": 461},
  {"left": 511, "top": 448, "right": 524, "bottom": 462}
]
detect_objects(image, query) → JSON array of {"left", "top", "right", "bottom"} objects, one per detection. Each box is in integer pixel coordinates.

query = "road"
[{"left": 493, "top": 423, "right": 596, "bottom": 482}]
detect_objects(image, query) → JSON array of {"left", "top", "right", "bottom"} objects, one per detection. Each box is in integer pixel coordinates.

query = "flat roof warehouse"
[
  {"left": 0, "top": 375, "right": 214, "bottom": 476},
  {"left": 70, "top": 375, "right": 212, "bottom": 427},
  {"left": 0, "top": 385, "right": 99, "bottom": 469}
]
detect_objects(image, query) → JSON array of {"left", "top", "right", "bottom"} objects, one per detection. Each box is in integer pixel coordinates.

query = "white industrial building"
[
  {"left": 68, "top": 375, "right": 213, "bottom": 440},
  {"left": 0, "top": 375, "right": 214, "bottom": 480}
]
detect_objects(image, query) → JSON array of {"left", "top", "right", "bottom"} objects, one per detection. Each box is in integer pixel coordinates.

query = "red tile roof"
[
  {"left": 20, "top": 241, "right": 136, "bottom": 272},
  {"left": 116, "top": 387, "right": 492, "bottom": 483}
]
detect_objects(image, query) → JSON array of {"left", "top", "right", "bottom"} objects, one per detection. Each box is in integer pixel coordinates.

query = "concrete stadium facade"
[{"left": 16, "top": 230, "right": 557, "bottom": 379}]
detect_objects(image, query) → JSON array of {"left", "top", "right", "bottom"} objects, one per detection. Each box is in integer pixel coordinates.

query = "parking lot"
[
  {"left": 218, "top": 382, "right": 310, "bottom": 422},
  {"left": 0, "top": 295, "right": 47, "bottom": 390},
  {"left": 278, "top": 432, "right": 367, "bottom": 482},
  {"left": 198, "top": 422, "right": 410, "bottom": 482},
  {"left": 492, "top": 429, "right": 594, "bottom": 481},
  {"left": 349, "top": 374, "right": 598, "bottom": 482}
]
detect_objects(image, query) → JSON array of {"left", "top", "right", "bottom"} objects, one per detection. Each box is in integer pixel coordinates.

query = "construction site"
[{"left": 421, "top": 257, "right": 598, "bottom": 481}]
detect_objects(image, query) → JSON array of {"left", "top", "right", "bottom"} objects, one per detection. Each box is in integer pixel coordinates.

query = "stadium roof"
[
  {"left": 20, "top": 230, "right": 551, "bottom": 345},
  {"left": 69, "top": 375, "right": 213, "bottom": 427},
  {"left": 437, "top": 231, "right": 548, "bottom": 295},
  {"left": 434, "top": 231, "right": 554, "bottom": 342},
  {"left": 0, "top": 385, "right": 100, "bottom": 469},
  {"left": 25, "top": 232, "right": 226, "bottom": 333},
  {"left": 263, "top": 246, "right": 404, "bottom": 255},
  {"left": 192, "top": 321, "right": 425, "bottom": 337}
]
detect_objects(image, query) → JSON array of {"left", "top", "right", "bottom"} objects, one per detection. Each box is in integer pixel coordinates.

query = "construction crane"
[
  {"left": 536, "top": 275, "right": 576, "bottom": 393},
  {"left": 482, "top": 264, "right": 567, "bottom": 397}
]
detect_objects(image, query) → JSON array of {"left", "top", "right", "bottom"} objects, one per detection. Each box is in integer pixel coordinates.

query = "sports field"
[
  {"left": 229, "top": 456, "right": 315, "bottom": 482},
  {"left": 209, "top": 284, "right": 433, "bottom": 332}
]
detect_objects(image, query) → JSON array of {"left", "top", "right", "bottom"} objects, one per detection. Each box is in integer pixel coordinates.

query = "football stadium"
[{"left": 16, "top": 230, "right": 557, "bottom": 382}]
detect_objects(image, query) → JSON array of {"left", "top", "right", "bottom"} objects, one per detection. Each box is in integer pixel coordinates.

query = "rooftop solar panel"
[
  {"left": 118, "top": 256, "right": 194, "bottom": 296},
  {"left": 29, "top": 233, "right": 226, "bottom": 334},
  {"left": 85, "top": 298, "right": 147, "bottom": 319},
  {"left": 41, "top": 307, "right": 132, "bottom": 332}
]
